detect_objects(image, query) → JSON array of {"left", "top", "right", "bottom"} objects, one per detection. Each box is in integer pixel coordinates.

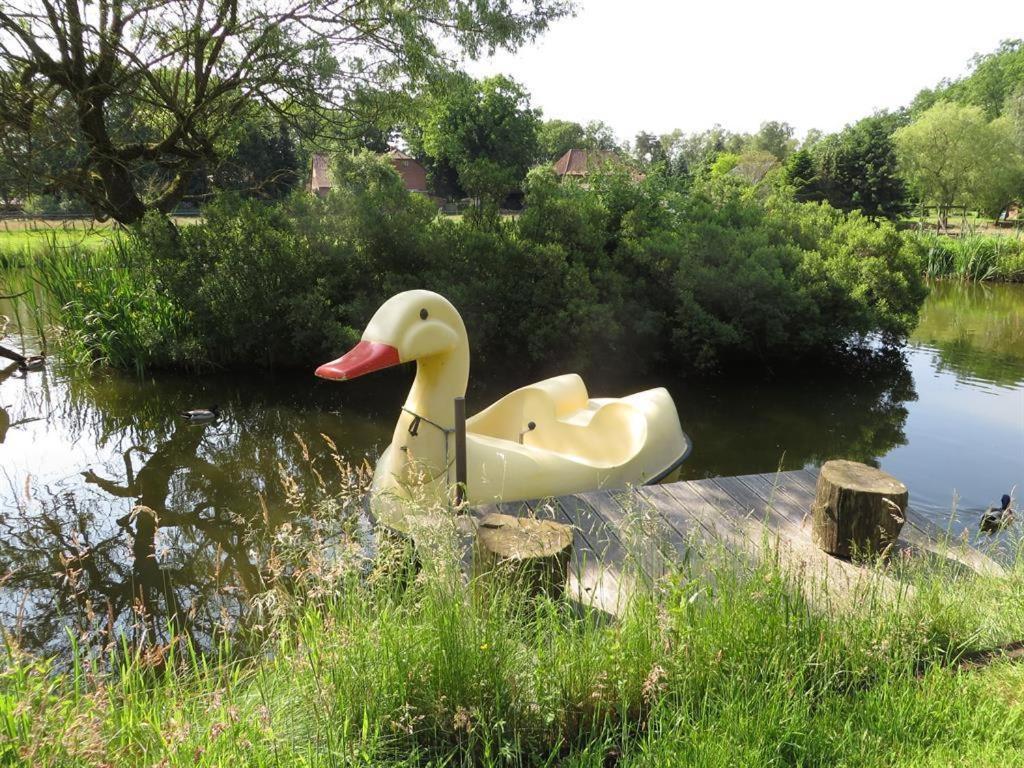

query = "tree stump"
[
  {"left": 473, "top": 513, "right": 573, "bottom": 599},
  {"left": 811, "top": 460, "right": 908, "bottom": 558}
]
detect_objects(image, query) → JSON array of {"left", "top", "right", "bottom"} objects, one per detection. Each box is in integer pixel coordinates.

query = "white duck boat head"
[{"left": 316, "top": 290, "right": 690, "bottom": 529}]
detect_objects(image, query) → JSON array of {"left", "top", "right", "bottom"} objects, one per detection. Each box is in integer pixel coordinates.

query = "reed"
[
  {"left": 3, "top": 236, "right": 186, "bottom": 374},
  {"left": 907, "top": 232, "right": 1024, "bottom": 282}
]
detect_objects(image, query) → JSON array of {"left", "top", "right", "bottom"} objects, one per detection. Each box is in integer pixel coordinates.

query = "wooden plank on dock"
[
  {"left": 586, "top": 489, "right": 669, "bottom": 582},
  {"left": 464, "top": 468, "right": 1001, "bottom": 617},
  {"left": 530, "top": 495, "right": 634, "bottom": 616},
  {"left": 655, "top": 480, "right": 753, "bottom": 550},
  {"left": 700, "top": 474, "right": 911, "bottom": 608}
]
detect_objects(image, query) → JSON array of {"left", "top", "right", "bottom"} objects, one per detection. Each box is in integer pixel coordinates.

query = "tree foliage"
[
  {"left": 417, "top": 74, "right": 540, "bottom": 204},
  {"left": 913, "top": 39, "right": 1024, "bottom": 120},
  {"left": 211, "top": 118, "right": 300, "bottom": 200},
  {"left": 0, "top": 0, "right": 569, "bottom": 223},
  {"left": 751, "top": 121, "right": 797, "bottom": 160},
  {"left": 785, "top": 149, "right": 818, "bottom": 202},
  {"left": 536, "top": 119, "right": 586, "bottom": 162},
  {"left": 53, "top": 152, "right": 927, "bottom": 375},
  {"left": 811, "top": 113, "right": 909, "bottom": 220},
  {"left": 894, "top": 101, "right": 1020, "bottom": 227}
]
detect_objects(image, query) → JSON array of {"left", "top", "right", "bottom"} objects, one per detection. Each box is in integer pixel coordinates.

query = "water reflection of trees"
[
  {"left": 1, "top": 369, "right": 381, "bottom": 658},
  {"left": 677, "top": 346, "right": 918, "bottom": 478},
  {"left": 912, "top": 281, "right": 1024, "bottom": 388}
]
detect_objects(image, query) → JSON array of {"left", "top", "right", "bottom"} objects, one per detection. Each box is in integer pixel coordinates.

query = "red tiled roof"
[{"left": 552, "top": 149, "right": 619, "bottom": 177}]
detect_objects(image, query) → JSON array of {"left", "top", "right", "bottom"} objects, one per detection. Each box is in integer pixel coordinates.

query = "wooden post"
[
  {"left": 811, "top": 460, "right": 908, "bottom": 558},
  {"left": 473, "top": 513, "right": 573, "bottom": 599},
  {"left": 453, "top": 396, "right": 467, "bottom": 506}
]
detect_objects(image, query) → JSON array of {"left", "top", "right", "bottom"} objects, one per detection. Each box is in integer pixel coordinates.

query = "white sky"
[{"left": 466, "top": 0, "right": 1022, "bottom": 142}]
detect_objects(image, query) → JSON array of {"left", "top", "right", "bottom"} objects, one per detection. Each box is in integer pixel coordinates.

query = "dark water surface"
[{"left": 1, "top": 281, "right": 1022, "bottom": 655}]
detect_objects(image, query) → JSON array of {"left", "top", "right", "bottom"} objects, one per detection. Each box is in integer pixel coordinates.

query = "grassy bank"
[
  {"left": 905, "top": 232, "right": 1024, "bottom": 282},
  {"left": 5, "top": 522, "right": 1024, "bottom": 767}
]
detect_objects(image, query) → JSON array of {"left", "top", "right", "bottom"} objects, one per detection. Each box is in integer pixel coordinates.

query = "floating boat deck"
[{"left": 470, "top": 468, "right": 1004, "bottom": 615}]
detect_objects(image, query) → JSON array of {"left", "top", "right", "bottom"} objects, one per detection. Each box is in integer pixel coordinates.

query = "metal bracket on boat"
[
  {"left": 400, "top": 405, "right": 459, "bottom": 508},
  {"left": 518, "top": 421, "right": 536, "bottom": 445}
]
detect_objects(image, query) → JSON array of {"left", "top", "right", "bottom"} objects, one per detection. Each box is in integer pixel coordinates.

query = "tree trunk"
[
  {"left": 473, "top": 513, "right": 573, "bottom": 600},
  {"left": 78, "top": 93, "right": 149, "bottom": 224},
  {"left": 811, "top": 460, "right": 908, "bottom": 558}
]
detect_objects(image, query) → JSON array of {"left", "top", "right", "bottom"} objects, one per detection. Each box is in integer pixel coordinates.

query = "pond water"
[{"left": 1, "top": 280, "right": 1022, "bottom": 656}]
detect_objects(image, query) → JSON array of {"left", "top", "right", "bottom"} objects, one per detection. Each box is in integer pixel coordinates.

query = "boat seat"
[{"left": 468, "top": 376, "right": 648, "bottom": 468}]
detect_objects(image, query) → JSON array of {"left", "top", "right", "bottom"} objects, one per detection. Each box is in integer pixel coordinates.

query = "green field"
[{"left": 0, "top": 219, "right": 117, "bottom": 260}]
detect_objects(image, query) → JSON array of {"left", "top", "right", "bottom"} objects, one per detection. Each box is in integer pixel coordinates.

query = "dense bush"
[
  {"left": 31, "top": 152, "right": 929, "bottom": 374},
  {"left": 515, "top": 170, "right": 926, "bottom": 369}
]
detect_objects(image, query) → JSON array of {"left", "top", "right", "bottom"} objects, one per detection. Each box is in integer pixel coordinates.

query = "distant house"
[
  {"left": 552, "top": 149, "right": 620, "bottom": 179},
  {"left": 310, "top": 154, "right": 332, "bottom": 197},
  {"left": 385, "top": 149, "right": 428, "bottom": 193},
  {"left": 552, "top": 149, "right": 643, "bottom": 183},
  {"left": 309, "top": 150, "right": 428, "bottom": 197}
]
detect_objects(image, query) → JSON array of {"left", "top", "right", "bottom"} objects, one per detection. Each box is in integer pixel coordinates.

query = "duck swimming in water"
[
  {"left": 180, "top": 405, "right": 220, "bottom": 423},
  {"left": 18, "top": 355, "right": 45, "bottom": 372},
  {"left": 0, "top": 343, "right": 44, "bottom": 372},
  {"left": 980, "top": 494, "right": 1014, "bottom": 533}
]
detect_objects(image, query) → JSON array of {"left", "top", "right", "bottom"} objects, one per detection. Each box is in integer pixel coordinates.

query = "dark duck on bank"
[
  {"left": 980, "top": 494, "right": 1014, "bottom": 533},
  {"left": 181, "top": 405, "right": 220, "bottom": 423}
]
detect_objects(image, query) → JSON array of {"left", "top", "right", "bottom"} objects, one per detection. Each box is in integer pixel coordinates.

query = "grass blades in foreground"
[{"left": 5, "top": 524, "right": 1024, "bottom": 767}]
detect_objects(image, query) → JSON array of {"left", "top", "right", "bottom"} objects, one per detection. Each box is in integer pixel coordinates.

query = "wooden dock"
[{"left": 469, "top": 468, "right": 1005, "bottom": 615}]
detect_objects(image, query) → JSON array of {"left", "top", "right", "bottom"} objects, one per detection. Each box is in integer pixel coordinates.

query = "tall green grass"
[
  {"left": 1, "top": 238, "right": 186, "bottom": 373},
  {"left": 5, "top": 512, "right": 1024, "bottom": 767},
  {"left": 906, "top": 232, "right": 1024, "bottom": 282}
]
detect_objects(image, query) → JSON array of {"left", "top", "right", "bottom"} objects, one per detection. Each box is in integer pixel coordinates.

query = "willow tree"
[{"left": 0, "top": 0, "right": 570, "bottom": 223}]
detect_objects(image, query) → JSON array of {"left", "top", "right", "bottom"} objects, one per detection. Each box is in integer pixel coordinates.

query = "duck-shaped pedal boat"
[{"left": 315, "top": 290, "right": 691, "bottom": 531}]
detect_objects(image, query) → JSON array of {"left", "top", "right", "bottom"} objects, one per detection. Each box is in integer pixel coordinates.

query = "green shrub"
[
  {"left": 144, "top": 201, "right": 357, "bottom": 368},
  {"left": 514, "top": 171, "right": 927, "bottom": 370},
  {"left": 21, "top": 193, "right": 90, "bottom": 216},
  {"left": 21, "top": 153, "right": 930, "bottom": 374}
]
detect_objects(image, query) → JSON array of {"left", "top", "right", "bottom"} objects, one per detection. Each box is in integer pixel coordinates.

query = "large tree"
[
  {"left": 537, "top": 118, "right": 585, "bottom": 162},
  {"left": 633, "top": 131, "right": 666, "bottom": 165},
  {"left": 417, "top": 73, "right": 540, "bottom": 205},
  {"left": 0, "top": 0, "right": 569, "bottom": 223},
  {"left": 750, "top": 120, "right": 796, "bottom": 161},
  {"left": 212, "top": 117, "right": 300, "bottom": 200},
  {"left": 912, "top": 39, "right": 1024, "bottom": 120},
  {"left": 813, "top": 113, "right": 909, "bottom": 221},
  {"left": 785, "top": 148, "right": 818, "bottom": 202},
  {"left": 581, "top": 119, "right": 619, "bottom": 150},
  {"left": 894, "top": 101, "right": 1009, "bottom": 229},
  {"left": 972, "top": 116, "right": 1024, "bottom": 222}
]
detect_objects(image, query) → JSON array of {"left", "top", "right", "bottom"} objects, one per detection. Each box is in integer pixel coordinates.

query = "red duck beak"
[{"left": 315, "top": 340, "right": 401, "bottom": 380}]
